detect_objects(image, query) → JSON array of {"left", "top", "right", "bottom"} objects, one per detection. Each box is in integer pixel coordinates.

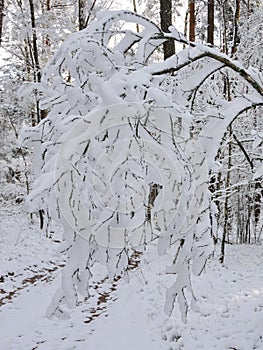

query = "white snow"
[
  {"left": 2, "top": 8, "right": 262, "bottom": 350},
  {"left": 1, "top": 210, "right": 263, "bottom": 350}
]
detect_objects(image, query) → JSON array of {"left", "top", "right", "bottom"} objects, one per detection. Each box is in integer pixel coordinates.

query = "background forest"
[
  {"left": 0, "top": 0, "right": 262, "bottom": 254},
  {"left": 0, "top": 1, "right": 262, "bottom": 349}
]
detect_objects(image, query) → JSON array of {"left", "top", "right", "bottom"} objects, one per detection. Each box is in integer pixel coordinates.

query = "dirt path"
[
  {"left": 0, "top": 250, "right": 142, "bottom": 328},
  {"left": 0, "top": 263, "right": 64, "bottom": 308}
]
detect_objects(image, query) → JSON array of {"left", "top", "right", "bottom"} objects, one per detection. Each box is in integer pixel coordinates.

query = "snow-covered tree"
[{"left": 19, "top": 10, "right": 263, "bottom": 321}]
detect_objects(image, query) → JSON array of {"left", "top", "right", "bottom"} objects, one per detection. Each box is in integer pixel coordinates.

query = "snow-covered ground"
[{"left": 0, "top": 207, "right": 263, "bottom": 350}]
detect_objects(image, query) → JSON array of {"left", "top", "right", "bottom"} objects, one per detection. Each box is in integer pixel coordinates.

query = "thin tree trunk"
[
  {"left": 220, "top": 126, "right": 232, "bottom": 264},
  {"left": 45, "top": 0, "right": 51, "bottom": 47},
  {"left": 239, "top": 191, "right": 245, "bottom": 243},
  {"left": 29, "top": 0, "right": 47, "bottom": 122},
  {"left": 254, "top": 181, "right": 261, "bottom": 228},
  {"left": 221, "top": 0, "right": 228, "bottom": 54},
  {"left": 0, "top": 0, "right": 4, "bottom": 45},
  {"left": 85, "top": 0, "right": 97, "bottom": 28},
  {"left": 132, "top": 0, "right": 140, "bottom": 33},
  {"left": 160, "top": 0, "right": 175, "bottom": 59},
  {"left": 183, "top": 9, "right": 189, "bottom": 49},
  {"left": 28, "top": 0, "right": 41, "bottom": 123},
  {"left": 207, "top": 0, "right": 214, "bottom": 45},
  {"left": 245, "top": 188, "right": 252, "bottom": 243},
  {"left": 237, "top": 186, "right": 241, "bottom": 243},
  {"left": 189, "top": 0, "right": 195, "bottom": 42},
  {"left": 29, "top": 0, "right": 47, "bottom": 227},
  {"left": 29, "top": 0, "right": 41, "bottom": 84},
  {"left": 23, "top": 38, "right": 37, "bottom": 126},
  {"left": 216, "top": 171, "right": 222, "bottom": 222},
  {"left": 247, "top": 0, "right": 250, "bottom": 19},
  {"left": 231, "top": 0, "right": 240, "bottom": 56}
]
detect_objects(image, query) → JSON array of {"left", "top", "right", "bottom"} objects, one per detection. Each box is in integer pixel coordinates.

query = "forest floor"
[{"left": 0, "top": 205, "right": 263, "bottom": 350}]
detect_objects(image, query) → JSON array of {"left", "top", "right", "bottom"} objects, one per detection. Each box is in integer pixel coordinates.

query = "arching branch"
[{"left": 151, "top": 47, "right": 263, "bottom": 97}]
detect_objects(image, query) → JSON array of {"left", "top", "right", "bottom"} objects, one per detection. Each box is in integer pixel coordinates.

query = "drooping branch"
[
  {"left": 150, "top": 46, "right": 263, "bottom": 97},
  {"left": 200, "top": 101, "right": 263, "bottom": 166},
  {"left": 185, "top": 62, "right": 226, "bottom": 109}
]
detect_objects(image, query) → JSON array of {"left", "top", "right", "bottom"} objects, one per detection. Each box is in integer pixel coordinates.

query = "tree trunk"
[
  {"left": 183, "top": 8, "right": 189, "bottom": 49},
  {"left": 160, "top": 0, "right": 175, "bottom": 59},
  {"left": 79, "top": 0, "right": 86, "bottom": 31},
  {"left": 189, "top": 0, "right": 195, "bottom": 42},
  {"left": 207, "top": 0, "right": 214, "bottom": 45},
  {"left": 84, "top": 0, "right": 97, "bottom": 28},
  {"left": 45, "top": 0, "right": 51, "bottom": 47},
  {"left": 254, "top": 180, "right": 262, "bottom": 241},
  {"left": 29, "top": 0, "right": 41, "bottom": 84},
  {"left": 220, "top": 125, "right": 232, "bottom": 264},
  {"left": 221, "top": 0, "right": 228, "bottom": 54},
  {"left": 132, "top": 0, "right": 140, "bottom": 33},
  {"left": 247, "top": 0, "right": 250, "bottom": 18},
  {"left": 29, "top": 0, "right": 46, "bottom": 123},
  {"left": 231, "top": 0, "right": 240, "bottom": 56},
  {"left": 0, "top": 0, "right": 4, "bottom": 46}
]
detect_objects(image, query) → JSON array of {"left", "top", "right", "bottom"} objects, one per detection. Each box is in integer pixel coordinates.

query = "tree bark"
[
  {"left": 79, "top": 0, "right": 86, "bottom": 31},
  {"left": 221, "top": 0, "right": 228, "bottom": 54},
  {"left": 189, "top": 0, "right": 195, "bottom": 42},
  {"left": 160, "top": 0, "right": 175, "bottom": 59},
  {"left": 45, "top": 0, "right": 51, "bottom": 47},
  {"left": 231, "top": 0, "right": 240, "bottom": 56},
  {"left": 0, "top": 0, "right": 4, "bottom": 46},
  {"left": 207, "top": 0, "right": 214, "bottom": 45}
]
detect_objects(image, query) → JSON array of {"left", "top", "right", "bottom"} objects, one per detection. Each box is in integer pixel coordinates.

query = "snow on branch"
[
  {"left": 148, "top": 46, "right": 263, "bottom": 97},
  {"left": 19, "top": 10, "right": 263, "bottom": 323}
]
